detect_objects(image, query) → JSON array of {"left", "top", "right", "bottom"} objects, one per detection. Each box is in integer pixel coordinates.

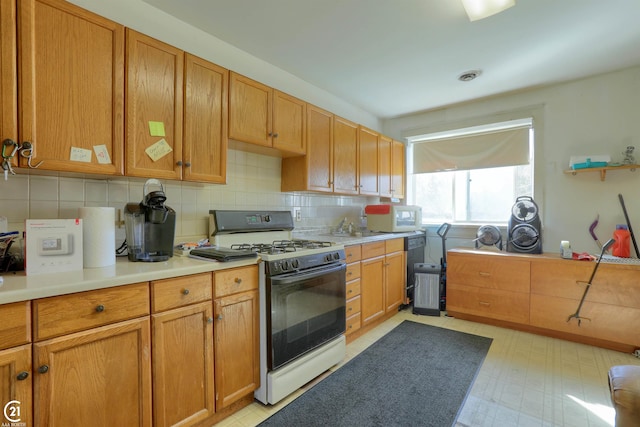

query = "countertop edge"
[{"left": 0, "top": 256, "right": 259, "bottom": 304}]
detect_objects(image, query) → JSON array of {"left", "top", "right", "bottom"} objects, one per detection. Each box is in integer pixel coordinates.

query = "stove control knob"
[
  {"left": 264, "top": 215, "right": 271, "bottom": 222},
  {"left": 333, "top": 252, "right": 340, "bottom": 260},
  {"left": 291, "top": 259, "right": 300, "bottom": 269},
  {"left": 282, "top": 260, "right": 290, "bottom": 271}
]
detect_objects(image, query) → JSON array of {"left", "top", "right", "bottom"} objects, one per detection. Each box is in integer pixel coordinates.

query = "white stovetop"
[{"left": 0, "top": 256, "right": 259, "bottom": 305}]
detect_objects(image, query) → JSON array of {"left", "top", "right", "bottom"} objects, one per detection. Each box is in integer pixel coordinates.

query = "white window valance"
[{"left": 412, "top": 124, "right": 531, "bottom": 173}]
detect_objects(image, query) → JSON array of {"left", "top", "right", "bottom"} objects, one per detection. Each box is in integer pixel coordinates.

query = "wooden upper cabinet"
[
  {"left": 391, "top": 140, "right": 405, "bottom": 199},
  {"left": 125, "top": 29, "right": 183, "bottom": 180},
  {"left": 0, "top": 0, "right": 17, "bottom": 170},
  {"left": 229, "top": 72, "right": 305, "bottom": 156},
  {"left": 272, "top": 89, "right": 306, "bottom": 155},
  {"left": 184, "top": 53, "right": 228, "bottom": 183},
  {"left": 281, "top": 104, "right": 333, "bottom": 192},
  {"left": 333, "top": 116, "right": 359, "bottom": 195},
  {"left": 378, "top": 134, "right": 392, "bottom": 197},
  {"left": 18, "top": 0, "right": 125, "bottom": 175},
  {"left": 358, "top": 126, "right": 379, "bottom": 196},
  {"left": 228, "top": 72, "right": 271, "bottom": 147}
]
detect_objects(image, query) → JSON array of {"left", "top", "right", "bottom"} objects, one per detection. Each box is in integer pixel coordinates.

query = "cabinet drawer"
[
  {"left": 346, "top": 279, "right": 361, "bottom": 298},
  {"left": 447, "top": 253, "right": 530, "bottom": 293},
  {"left": 346, "top": 313, "right": 361, "bottom": 335},
  {"left": 345, "top": 245, "right": 362, "bottom": 263},
  {"left": 33, "top": 283, "right": 150, "bottom": 341},
  {"left": 362, "top": 241, "right": 385, "bottom": 259},
  {"left": 530, "top": 294, "right": 640, "bottom": 347},
  {"left": 385, "top": 238, "right": 404, "bottom": 254},
  {"left": 447, "top": 283, "right": 530, "bottom": 324},
  {"left": 214, "top": 265, "right": 259, "bottom": 298},
  {"left": 531, "top": 261, "right": 640, "bottom": 309},
  {"left": 346, "top": 295, "right": 361, "bottom": 318},
  {"left": 346, "top": 263, "right": 361, "bottom": 281},
  {"left": 0, "top": 301, "right": 31, "bottom": 349},
  {"left": 151, "top": 272, "right": 212, "bottom": 312}
]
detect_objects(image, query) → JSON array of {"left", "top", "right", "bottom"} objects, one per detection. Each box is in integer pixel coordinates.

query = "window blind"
[{"left": 412, "top": 125, "right": 530, "bottom": 173}]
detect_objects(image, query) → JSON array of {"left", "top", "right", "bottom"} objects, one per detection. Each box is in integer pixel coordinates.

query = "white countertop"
[
  {"left": 0, "top": 230, "right": 424, "bottom": 305},
  {"left": 0, "top": 256, "right": 259, "bottom": 304}
]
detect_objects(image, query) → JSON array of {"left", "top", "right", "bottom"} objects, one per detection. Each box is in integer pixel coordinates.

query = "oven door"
[{"left": 268, "top": 262, "right": 346, "bottom": 370}]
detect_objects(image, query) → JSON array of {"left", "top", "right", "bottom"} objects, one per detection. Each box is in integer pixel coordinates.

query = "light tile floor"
[{"left": 214, "top": 310, "right": 640, "bottom": 427}]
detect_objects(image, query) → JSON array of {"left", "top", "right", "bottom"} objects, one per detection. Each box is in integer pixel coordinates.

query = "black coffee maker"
[{"left": 124, "top": 179, "right": 176, "bottom": 262}]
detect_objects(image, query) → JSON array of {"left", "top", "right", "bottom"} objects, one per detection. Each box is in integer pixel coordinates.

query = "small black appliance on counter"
[{"left": 124, "top": 179, "right": 176, "bottom": 262}]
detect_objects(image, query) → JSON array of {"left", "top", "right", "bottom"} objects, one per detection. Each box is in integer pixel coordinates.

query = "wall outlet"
[{"left": 295, "top": 209, "right": 301, "bottom": 221}]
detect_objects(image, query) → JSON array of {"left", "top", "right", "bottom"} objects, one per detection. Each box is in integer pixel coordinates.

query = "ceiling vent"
[{"left": 458, "top": 70, "right": 481, "bottom": 82}]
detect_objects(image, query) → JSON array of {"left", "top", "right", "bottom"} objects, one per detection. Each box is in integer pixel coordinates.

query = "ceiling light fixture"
[
  {"left": 461, "top": 0, "right": 515, "bottom": 21},
  {"left": 458, "top": 70, "right": 481, "bottom": 82}
]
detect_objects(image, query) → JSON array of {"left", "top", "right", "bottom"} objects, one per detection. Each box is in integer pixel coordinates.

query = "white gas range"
[{"left": 209, "top": 210, "right": 347, "bottom": 405}]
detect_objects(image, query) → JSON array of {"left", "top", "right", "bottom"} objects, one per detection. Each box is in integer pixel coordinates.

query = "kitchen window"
[{"left": 407, "top": 119, "right": 534, "bottom": 225}]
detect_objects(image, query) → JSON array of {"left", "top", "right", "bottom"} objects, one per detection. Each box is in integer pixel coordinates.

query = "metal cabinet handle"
[
  {"left": 182, "top": 289, "right": 190, "bottom": 295},
  {"left": 38, "top": 365, "right": 49, "bottom": 374},
  {"left": 478, "top": 301, "right": 490, "bottom": 307},
  {"left": 207, "top": 317, "right": 214, "bottom": 324},
  {"left": 234, "top": 277, "right": 242, "bottom": 284},
  {"left": 176, "top": 160, "right": 183, "bottom": 166},
  {"left": 273, "top": 133, "right": 279, "bottom": 138},
  {"left": 217, "top": 314, "right": 223, "bottom": 320},
  {"left": 95, "top": 304, "right": 105, "bottom": 312},
  {"left": 16, "top": 371, "right": 29, "bottom": 381},
  {"left": 184, "top": 162, "right": 191, "bottom": 167},
  {"left": 478, "top": 272, "right": 490, "bottom": 277}
]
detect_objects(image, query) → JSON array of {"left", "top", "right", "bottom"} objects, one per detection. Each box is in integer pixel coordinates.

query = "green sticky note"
[{"left": 148, "top": 121, "right": 166, "bottom": 137}]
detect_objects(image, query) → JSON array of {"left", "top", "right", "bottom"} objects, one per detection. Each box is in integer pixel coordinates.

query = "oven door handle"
[{"left": 270, "top": 263, "right": 346, "bottom": 285}]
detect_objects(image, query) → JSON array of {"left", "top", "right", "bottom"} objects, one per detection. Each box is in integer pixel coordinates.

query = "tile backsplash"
[{"left": 0, "top": 149, "right": 379, "bottom": 246}]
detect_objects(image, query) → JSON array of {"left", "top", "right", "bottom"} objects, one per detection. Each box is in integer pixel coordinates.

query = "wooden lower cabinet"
[
  {"left": 33, "top": 317, "right": 152, "bottom": 427},
  {"left": 0, "top": 344, "right": 32, "bottom": 427},
  {"left": 356, "top": 238, "right": 405, "bottom": 328},
  {"left": 213, "top": 289, "right": 260, "bottom": 409},
  {"left": 447, "top": 249, "right": 640, "bottom": 352},
  {"left": 152, "top": 302, "right": 214, "bottom": 427},
  {"left": 213, "top": 265, "right": 260, "bottom": 410}
]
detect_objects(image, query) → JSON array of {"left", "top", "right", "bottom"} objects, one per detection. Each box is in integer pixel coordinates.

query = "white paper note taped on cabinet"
[{"left": 79, "top": 207, "right": 116, "bottom": 268}]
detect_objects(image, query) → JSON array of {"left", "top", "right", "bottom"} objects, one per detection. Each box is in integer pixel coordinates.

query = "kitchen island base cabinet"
[{"left": 33, "top": 317, "right": 152, "bottom": 427}]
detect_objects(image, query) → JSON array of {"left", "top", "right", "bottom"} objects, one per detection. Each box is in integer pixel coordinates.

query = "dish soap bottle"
[{"left": 612, "top": 224, "right": 631, "bottom": 258}]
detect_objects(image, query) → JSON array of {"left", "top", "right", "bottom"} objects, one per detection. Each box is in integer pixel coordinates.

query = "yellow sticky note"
[
  {"left": 148, "top": 121, "right": 166, "bottom": 137},
  {"left": 145, "top": 139, "right": 173, "bottom": 162}
]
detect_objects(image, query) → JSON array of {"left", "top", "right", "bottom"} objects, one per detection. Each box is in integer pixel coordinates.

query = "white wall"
[
  {"left": 66, "top": 0, "right": 380, "bottom": 130},
  {"left": 384, "top": 66, "right": 640, "bottom": 260}
]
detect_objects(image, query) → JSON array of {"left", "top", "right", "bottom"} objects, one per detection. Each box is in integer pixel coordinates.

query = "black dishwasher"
[{"left": 404, "top": 231, "right": 426, "bottom": 307}]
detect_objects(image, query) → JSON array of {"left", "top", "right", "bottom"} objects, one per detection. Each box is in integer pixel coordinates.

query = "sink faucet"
[{"left": 335, "top": 217, "right": 347, "bottom": 234}]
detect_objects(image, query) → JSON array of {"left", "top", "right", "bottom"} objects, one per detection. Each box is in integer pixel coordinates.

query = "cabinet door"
[
  {"left": 361, "top": 256, "right": 385, "bottom": 326},
  {"left": 385, "top": 251, "right": 405, "bottom": 312},
  {"left": 183, "top": 53, "right": 228, "bottom": 183},
  {"left": 152, "top": 302, "right": 215, "bottom": 427},
  {"left": 33, "top": 317, "right": 152, "bottom": 427},
  {"left": 0, "top": 345, "right": 32, "bottom": 427},
  {"left": 0, "top": 0, "right": 17, "bottom": 170},
  {"left": 358, "top": 126, "right": 379, "bottom": 195},
  {"left": 378, "top": 134, "right": 392, "bottom": 197},
  {"left": 333, "top": 116, "right": 359, "bottom": 195},
  {"left": 228, "top": 72, "right": 271, "bottom": 147},
  {"left": 306, "top": 104, "right": 333, "bottom": 191},
  {"left": 126, "top": 29, "right": 183, "bottom": 180},
  {"left": 391, "top": 140, "right": 405, "bottom": 199},
  {"left": 272, "top": 90, "right": 306, "bottom": 155},
  {"left": 19, "top": 0, "right": 124, "bottom": 175},
  {"left": 214, "top": 290, "right": 259, "bottom": 409}
]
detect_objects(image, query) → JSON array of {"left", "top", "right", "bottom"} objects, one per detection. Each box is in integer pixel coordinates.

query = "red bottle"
[{"left": 612, "top": 224, "right": 631, "bottom": 258}]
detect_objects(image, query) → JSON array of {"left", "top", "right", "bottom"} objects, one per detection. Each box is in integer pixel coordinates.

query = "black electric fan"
[{"left": 475, "top": 225, "right": 502, "bottom": 250}]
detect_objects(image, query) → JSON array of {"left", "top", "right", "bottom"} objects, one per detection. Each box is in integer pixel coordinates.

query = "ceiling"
[{"left": 142, "top": 0, "right": 640, "bottom": 119}]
